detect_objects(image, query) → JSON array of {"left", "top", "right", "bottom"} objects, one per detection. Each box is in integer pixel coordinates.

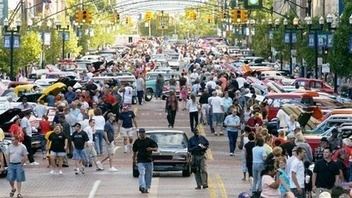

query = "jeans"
[
  {"left": 39, "top": 134, "right": 46, "bottom": 153},
  {"left": 137, "top": 162, "right": 153, "bottom": 189},
  {"left": 189, "top": 111, "right": 199, "bottom": 132},
  {"left": 252, "top": 163, "right": 264, "bottom": 192},
  {"left": 95, "top": 130, "right": 104, "bottom": 155},
  {"left": 227, "top": 131, "right": 238, "bottom": 153},
  {"left": 291, "top": 188, "right": 305, "bottom": 198},
  {"left": 137, "top": 90, "right": 144, "bottom": 105}
]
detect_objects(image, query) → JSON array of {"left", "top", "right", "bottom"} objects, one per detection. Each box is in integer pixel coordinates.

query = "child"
[
  {"left": 304, "top": 161, "right": 313, "bottom": 198},
  {"left": 276, "top": 157, "right": 291, "bottom": 198}
]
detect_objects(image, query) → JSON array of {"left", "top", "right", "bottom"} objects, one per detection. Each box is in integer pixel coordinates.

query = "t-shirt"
[
  {"left": 289, "top": 157, "right": 305, "bottom": 189},
  {"left": 179, "top": 77, "right": 187, "bottom": 87},
  {"left": 7, "top": 143, "right": 28, "bottom": 163},
  {"left": 244, "top": 141, "right": 256, "bottom": 164},
  {"left": 84, "top": 126, "right": 95, "bottom": 144},
  {"left": 211, "top": 96, "right": 224, "bottom": 113},
  {"left": 313, "top": 159, "right": 339, "bottom": 189},
  {"left": 132, "top": 137, "right": 158, "bottom": 163},
  {"left": 39, "top": 120, "right": 51, "bottom": 135},
  {"left": 119, "top": 111, "right": 135, "bottom": 128},
  {"left": 20, "top": 117, "right": 32, "bottom": 137},
  {"left": 93, "top": 115, "right": 105, "bottom": 131},
  {"left": 123, "top": 86, "right": 133, "bottom": 104},
  {"left": 49, "top": 132, "right": 67, "bottom": 152},
  {"left": 252, "top": 146, "right": 267, "bottom": 164},
  {"left": 261, "top": 175, "right": 280, "bottom": 198},
  {"left": 104, "top": 121, "right": 115, "bottom": 143},
  {"left": 71, "top": 131, "right": 89, "bottom": 150}
]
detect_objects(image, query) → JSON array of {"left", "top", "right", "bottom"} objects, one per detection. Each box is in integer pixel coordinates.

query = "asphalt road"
[{"left": 0, "top": 99, "right": 249, "bottom": 198}]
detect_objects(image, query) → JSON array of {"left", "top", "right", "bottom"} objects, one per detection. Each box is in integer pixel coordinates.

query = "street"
[{"left": 0, "top": 99, "right": 248, "bottom": 198}]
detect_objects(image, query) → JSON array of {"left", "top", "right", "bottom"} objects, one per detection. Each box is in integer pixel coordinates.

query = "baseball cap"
[
  {"left": 287, "top": 133, "right": 295, "bottom": 139},
  {"left": 138, "top": 128, "right": 146, "bottom": 133}
]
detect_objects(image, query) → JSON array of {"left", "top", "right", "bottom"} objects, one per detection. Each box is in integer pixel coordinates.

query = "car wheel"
[
  {"left": 182, "top": 166, "right": 191, "bottom": 177},
  {"left": 145, "top": 88, "right": 153, "bottom": 102}
]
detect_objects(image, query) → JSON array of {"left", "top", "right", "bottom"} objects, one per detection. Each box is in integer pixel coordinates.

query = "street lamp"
[
  {"left": 283, "top": 17, "right": 300, "bottom": 76},
  {"left": 55, "top": 21, "right": 70, "bottom": 60},
  {"left": 3, "top": 18, "right": 21, "bottom": 80},
  {"left": 305, "top": 16, "right": 324, "bottom": 79}
]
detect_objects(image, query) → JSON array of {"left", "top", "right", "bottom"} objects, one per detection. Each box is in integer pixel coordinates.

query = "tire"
[
  {"left": 182, "top": 165, "right": 191, "bottom": 177},
  {"left": 145, "top": 88, "right": 153, "bottom": 102}
]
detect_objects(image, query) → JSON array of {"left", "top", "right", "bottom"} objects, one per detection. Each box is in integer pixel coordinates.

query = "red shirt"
[
  {"left": 39, "top": 120, "right": 52, "bottom": 135},
  {"left": 9, "top": 123, "right": 24, "bottom": 142},
  {"left": 104, "top": 93, "right": 117, "bottom": 105}
]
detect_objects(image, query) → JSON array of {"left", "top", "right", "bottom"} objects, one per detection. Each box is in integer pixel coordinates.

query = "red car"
[{"left": 292, "top": 78, "right": 334, "bottom": 94}]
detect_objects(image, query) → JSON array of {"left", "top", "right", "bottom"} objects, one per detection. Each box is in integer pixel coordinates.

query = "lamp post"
[
  {"left": 273, "top": 18, "right": 283, "bottom": 70},
  {"left": 325, "top": 14, "right": 338, "bottom": 93},
  {"left": 3, "top": 18, "right": 21, "bottom": 80},
  {"left": 55, "top": 21, "right": 69, "bottom": 60},
  {"left": 282, "top": 17, "right": 301, "bottom": 76},
  {"left": 305, "top": 16, "right": 324, "bottom": 79}
]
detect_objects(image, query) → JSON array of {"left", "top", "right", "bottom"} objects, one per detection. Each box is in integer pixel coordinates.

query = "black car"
[{"left": 133, "top": 130, "right": 192, "bottom": 177}]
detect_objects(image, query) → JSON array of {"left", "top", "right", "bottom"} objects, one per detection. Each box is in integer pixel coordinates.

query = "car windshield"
[{"left": 148, "top": 133, "right": 187, "bottom": 149}]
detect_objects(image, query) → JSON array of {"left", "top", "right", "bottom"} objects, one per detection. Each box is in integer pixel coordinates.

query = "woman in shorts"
[{"left": 48, "top": 125, "right": 67, "bottom": 175}]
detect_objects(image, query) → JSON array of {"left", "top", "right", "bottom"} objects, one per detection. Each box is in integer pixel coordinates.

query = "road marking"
[
  {"left": 216, "top": 174, "right": 228, "bottom": 198},
  {"left": 197, "top": 124, "right": 214, "bottom": 161},
  {"left": 88, "top": 180, "right": 101, "bottom": 198},
  {"left": 148, "top": 177, "right": 160, "bottom": 198},
  {"left": 208, "top": 175, "right": 217, "bottom": 198}
]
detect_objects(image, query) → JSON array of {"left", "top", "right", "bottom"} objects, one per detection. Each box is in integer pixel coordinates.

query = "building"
[{"left": 0, "top": 0, "right": 8, "bottom": 23}]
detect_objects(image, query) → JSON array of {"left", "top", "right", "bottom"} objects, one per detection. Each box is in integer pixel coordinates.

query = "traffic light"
[
  {"left": 82, "top": 10, "right": 93, "bottom": 24},
  {"left": 75, "top": 11, "right": 83, "bottom": 23},
  {"left": 145, "top": 11, "right": 153, "bottom": 21},
  {"left": 230, "top": 9, "right": 239, "bottom": 23},
  {"left": 244, "top": 0, "right": 263, "bottom": 9},
  {"left": 241, "top": 10, "right": 249, "bottom": 23},
  {"left": 222, "top": 10, "right": 228, "bottom": 19}
]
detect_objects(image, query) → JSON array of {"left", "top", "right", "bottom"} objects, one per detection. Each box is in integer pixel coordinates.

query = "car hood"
[{"left": 0, "top": 108, "right": 21, "bottom": 125}]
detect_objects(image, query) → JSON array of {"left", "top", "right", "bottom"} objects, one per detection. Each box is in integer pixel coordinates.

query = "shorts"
[
  {"left": 7, "top": 163, "right": 25, "bottom": 182},
  {"left": 120, "top": 127, "right": 135, "bottom": 137},
  {"left": 213, "top": 113, "right": 224, "bottom": 124},
  {"left": 50, "top": 151, "right": 66, "bottom": 157},
  {"left": 86, "top": 144, "right": 97, "bottom": 158},
  {"left": 106, "top": 141, "right": 115, "bottom": 155},
  {"left": 72, "top": 149, "right": 88, "bottom": 161}
]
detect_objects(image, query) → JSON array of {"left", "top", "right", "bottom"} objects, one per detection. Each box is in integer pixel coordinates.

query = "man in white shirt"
[
  {"left": 289, "top": 147, "right": 305, "bottom": 198},
  {"left": 20, "top": 112, "right": 39, "bottom": 165},
  {"left": 210, "top": 91, "right": 224, "bottom": 136},
  {"left": 84, "top": 119, "right": 103, "bottom": 171},
  {"left": 121, "top": 83, "right": 133, "bottom": 106},
  {"left": 136, "top": 73, "right": 145, "bottom": 105},
  {"left": 205, "top": 77, "right": 217, "bottom": 91},
  {"left": 276, "top": 108, "right": 289, "bottom": 129}
]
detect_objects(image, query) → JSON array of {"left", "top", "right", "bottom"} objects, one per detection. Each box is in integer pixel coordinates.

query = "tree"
[
  {"left": 14, "top": 31, "right": 42, "bottom": 71},
  {"left": 328, "top": 1, "right": 352, "bottom": 76}
]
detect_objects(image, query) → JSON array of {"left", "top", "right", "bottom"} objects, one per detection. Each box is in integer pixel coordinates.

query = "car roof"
[{"left": 146, "top": 130, "right": 185, "bottom": 134}]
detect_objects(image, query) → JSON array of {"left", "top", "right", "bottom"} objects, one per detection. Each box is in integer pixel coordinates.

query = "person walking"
[
  {"left": 289, "top": 147, "right": 305, "bottom": 198},
  {"left": 155, "top": 74, "right": 164, "bottom": 99},
  {"left": 252, "top": 137, "right": 267, "bottom": 197},
  {"left": 20, "top": 111, "right": 39, "bottom": 165},
  {"left": 101, "top": 113, "right": 118, "bottom": 171},
  {"left": 186, "top": 94, "right": 199, "bottom": 132},
  {"left": 132, "top": 128, "right": 158, "bottom": 193},
  {"left": 6, "top": 135, "right": 28, "bottom": 198},
  {"left": 48, "top": 125, "right": 67, "bottom": 175},
  {"left": 83, "top": 119, "right": 104, "bottom": 171},
  {"left": 71, "top": 123, "right": 89, "bottom": 175},
  {"left": 92, "top": 108, "right": 105, "bottom": 156},
  {"left": 165, "top": 91, "right": 178, "bottom": 128},
  {"left": 118, "top": 106, "right": 138, "bottom": 153},
  {"left": 136, "top": 73, "right": 145, "bottom": 105},
  {"left": 210, "top": 91, "right": 224, "bottom": 136},
  {"left": 224, "top": 108, "right": 241, "bottom": 156},
  {"left": 312, "top": 147, "right": 340, "bottom": 197},
  {"left": 188, "top": 128, "right": 209, "bottom": 189}
]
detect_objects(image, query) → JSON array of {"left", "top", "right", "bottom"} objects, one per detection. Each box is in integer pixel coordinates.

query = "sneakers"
[
  {"left": 80, "top": 167, "right": 85, "bottom": 174},
  {"left": 59, "top": 170, "right": 63, "bottom": 175},
  {"left": 30, "top": 162, "right": 40, "bottom": 166},
  {"left": 50, "top": 170, "right": 56, "bottom": 175},
  {"left": 109, "top": 167, "right": 118, "bottom": 172},
  {"left": 74, "top": 168, "right": 79, "bottom": 175},
  {"left": 96, "top": 161, "right": 104, "bottom": 170},
  {"left": 229, "top": 153, "right": 234, "bottom": 156}
]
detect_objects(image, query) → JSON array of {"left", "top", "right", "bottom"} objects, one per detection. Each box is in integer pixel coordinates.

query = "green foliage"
[
  {"left": 251, "top": 24, "right": 271, "bottom": 59},
  {"left": 14, "top": 31, "right": 42, "bottom": 71},
  {"left": 328, "top": 2, "right": 352, "bottom": 76}
]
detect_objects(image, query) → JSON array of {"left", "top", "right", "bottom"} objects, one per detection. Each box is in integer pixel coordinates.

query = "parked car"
[
  {"left": 133, "top": 130, "right": 192, "bottom": 177},
  {"left": 292, "top": 78, "right": 334, "bottom": 94}
]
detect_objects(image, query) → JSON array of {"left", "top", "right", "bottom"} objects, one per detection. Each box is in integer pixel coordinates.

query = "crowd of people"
[{"left": 0, "top": 37, "right": 352, "bottom": 198}]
